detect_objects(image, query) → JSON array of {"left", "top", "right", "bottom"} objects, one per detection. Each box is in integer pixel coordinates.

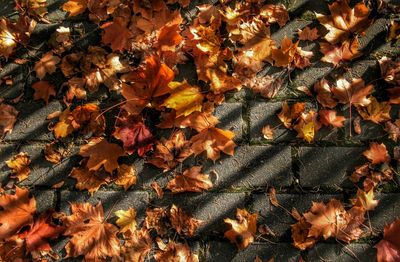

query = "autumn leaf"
[
  {"left": 332, "top": 78, "right": 373, "bottom": 106},
  {"left": 158, "top": 110, "right": 219, "bottom": 133},
  {"left": 120, "top": 228, "right": 152, "bottom": 262},
  {"left": 190, "top": 127, "right": 236, "bottom": 161},
  {"left": 32, "top": 80, "right": 56, "bottom": 104},
  {"left": 385, "top": 120, "right": 400, "bottom": 142},
  {"left": 243, "top": 74, "right": 283, "bottom": 99},
  {"left": 166, "top": 166, "right": 213, "bottom": 193},
  {"left": 319, "top": 109, "right": 345, "bottom": 128},
  {"left": 0, "top": 235, "right": 25, "bottom": 261},
  {"left": 262, "top": 125, "right": 274, "bottom": 140},
  {"left": 63, "top": 202, "right": 120, "bottom": 261},
  {"left": 291, "top": 218, "right": 316, "bottom": 250},
  {"left": 379, "top": 56, "right": 400, "bottom": 85},
  {"left": 224, "top": 208, "right": 257, "bottom": 250},
  {"left": 62, "top": 0, "right": 87, "bottom": 16},
  {"left": 0, "top": 103, "right": 18, "bottom": 138},
  {"left": 115, "top": 208, "right": 137, "bottom": 233},
  {"left": 293, "top": 111, "right": 322, "bottom": 143},
  {"left": 6, "top": 152, "right": 31, "bottom": 182},
  {"left": 271, "top": 37, "right": 313, "bottom": 69},
  {"left": 268, "top": 187, "right": 279, "bottom": 207},
  {"left": 155, "top": 240, "right": 199, "bottom": 262},
  {"left": 320, "top": 38, "right": 361, "bottom": 66},
  {"left": 113, "top": 117, "right": 154, "bottom": 156},
  {"left": 278, "top": 102, "right": 305, "bottom": 128},
  {"left": 0, "top": 19, "right": 17, "bottom": 59},
  {"left": 162, "top": 81, "right": 204, "bottom": 117},
  {"left": 298, "top": 26, "right": 319, "bottom": 41},
  {"left": 101, "top": 17, "right": 133, "bottom": 51},
  {"left": 80, "top": 137, "right": 125, "bottom": 173},
  {"left": 34, "top": 51, "right": 60, "bottom": 80},
  {"left": 351, "top": 188, "right": 378, "bottom": 211},
  {"left": 151, "top": 182, "right": 164, "bottom": 199},
  {"left": 314, "top": 78, "right": 337, "bottom": 108},
  {"left": 0, "top": 187, "right": 36, "bottom": 239},
  {"left": 356, "top": 97, "right": 392, "bottom": 124},
  {"left": 363, "top": 142, "right": 390, "bottom": 165},
  {"left": 44, "top": 142, "right": 62, "bottom": 164},
  {"left": 115, "top": 164, "right": 137, "bottom": 191},
  {"left": 375, "top": 218, "right": 400, "bottom": 262},
  {"left": 144, "top": 207, "right": 168, "bottom": 236},
  {"left": 317, "top": 0, "right": 370, "bottom": 44},
  {"left": 260, "top": 4, "right": 289, "bottom": 27},
  {"left": 70, "top": 166, "right": 110, "bottom": 195},
  {"left": 169, "top": 204, "right": 202, "bottom": 237}
]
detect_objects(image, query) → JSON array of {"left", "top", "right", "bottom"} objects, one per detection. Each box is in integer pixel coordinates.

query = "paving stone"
[
  {"left": 32, "top": 189, "right": 57, "bottom": 214},
  {"left": 307, "top": 243, "right": 376, "bottom": 262},
  {"left": 199, "top": 145, "right": 293, "bottom": 190},
  {"left": 370, "top": 193, "right": 400, "bottom": 233},
  {"left": 214, "top": 102, "right": 243, "bottom": 141},
  {"left": 205, "top": 241, "right": 301, "bottom": 262},
  {"left": 359, "top": 18, "right": 390, "bottom": 52},
  {"left": 0, "top": 0, "right": 14, "bottom": 17},
  {"left": 249, "top": 102, "right": 340, "bottom": 143},
  {"left": 152, "top": 192, "right": 246, "bottom": 236},
  {"left": 298, "top": 147, "right": 366, "bottom": 188},
  {"left": 290, "top": 61, "right": 334, "bottom": 91},
  {"left": 60, "top": 190, "right": 149, "bottom": 224},
  {"left": 250, "top": 193, "right": 343, "bottom": 240},
  {"left": 4, "top": 101, "right": 63, "bottom": 141}
]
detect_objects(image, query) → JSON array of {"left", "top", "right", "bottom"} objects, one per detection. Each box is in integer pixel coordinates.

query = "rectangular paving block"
[
  {"left": 151, "top": 192, "right": 246, "bottom": 236},
  {"left": 200, "top": 145, "right": 293, "bottom": 189},
  {"left": 4, "top": 101, "right": 63, "bottom": 141},
  {"left": 250, "top": 193, "right": 343, "bottom": 241},
  {"left": 307, "top": 243, "right": 376, "bottom": 262},
  {"left": 214, "top": 102, "right": 243, "bottom": 141},
  {"left": 298, "top": 147, "right": 366, "bottom": 188},
  {"left": 370, "top": 193, "right": 400, "bottom": 233},
  {"left": 205, "top": 241, "right": 301, "bottom": 262}
]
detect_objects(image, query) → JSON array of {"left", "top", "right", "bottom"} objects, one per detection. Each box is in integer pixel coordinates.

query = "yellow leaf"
[{"left": 115, "top": 208, "right": 137, "bottom": 233}]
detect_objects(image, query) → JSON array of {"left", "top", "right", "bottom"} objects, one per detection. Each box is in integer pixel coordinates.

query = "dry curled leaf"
[
  {"left": 32, "top": 80, "right": 56, "bottom": 104},
  {"left": 224, "top": 208, "right": 257, "bottom": 250},
  {"left": 0, "top": 103, "right": 18, "bottom": 138},
  {"left": 115, "top": 164, "right": 137, "bottom": 191},
  {"left": 363, "top": 142, "right": 390, "bottom": 165},
  {"left": 6, "top": 152, "right": 31, "bottom": 182},
  {"left": 34, "top": 51, "right": 60, "bottom": 80},
  {"left": 169, "top": 204, "right": 202, "bottom": 237},
  {"left": 356, "top": 97, "right": 392, "bottom": 124},
  {"left": 262, "top": 125, "right": 274, "bottom": 140},
  {"left": 166, "top": 166, "right": 213, "bottom": 193}
]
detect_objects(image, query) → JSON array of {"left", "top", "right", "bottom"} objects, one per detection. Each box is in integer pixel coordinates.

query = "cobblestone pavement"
[{"left": 1, "top": 0, "right": 400, "bottom": 261}]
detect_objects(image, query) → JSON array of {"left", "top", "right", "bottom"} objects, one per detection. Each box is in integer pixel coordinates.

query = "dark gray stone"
[
  {"left": 200, "top": 145, "right": 293, "bottom": 190},
  {"left": 298, "top": 147, "right": 366, "bottom": 188},
  {"left": 307, "top": 243, "right": 376, "bottom": 262},
  {"left": 32, "top": 189, "right": 57, "bottom": 214},
  {"left": 205, "top": 241, "right": 301, "bottom": 262},
  {"left": 215, "top": 102, "right": 243, "bottom": 141},
  {"left": 370, "top": 193, "right": 400, "bottom": 233}
]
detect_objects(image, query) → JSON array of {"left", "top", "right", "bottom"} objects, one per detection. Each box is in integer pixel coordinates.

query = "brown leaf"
[
  {"left": 151, "top": 181, "right": 164, "bottom": 199},
  {"left": 385, "top": 120, "right": 400, "bottom": 142},
  {"left": 115, "top": 164, "right": 137, "bottom": 191},
  {"left": 320, "top": 38, "right": 361, "bottom": 66},
  {"left": 260, "top": 4, "right": 289, "bottom": 27},
  {"left": 332, "top": 78, "right": 373, "bottom": 106},
  {"left": 278, "top": 102, "right": 306, "bottom": 129},
  {"left": 169, "top": 204, "right": 202, "bottom": 237},
  {"left": 154, "top": 240, "right": 199, "bottom": 262},
  {"left": 6, "top": 152, "right": 31, "bottom": 182},
  {"left": 44, "top": 142, "right": 62, "bottom": 164},
  {"left": 314, "top": 78, "right": 337, "bottom": 108},
  {"left": 120, "top": 229, "right": 152, "bottom": 262},
  {"left": 375, "top": 218, "right": 400, "bottom": 262},
  {"left": 353, "top": 116, "right": 362, "bottom": 135},
  {"left": 224, "top": 208, "right": 257, "bottom": 250},
  {"left": 34, "top": 51, "right": 60, "bottom": 80},
  {"left": 262, "top": 125, "right": 274, "bottom": 140},
  {"left": 293, "top": 111, "right": 322, "bottom": 143},
  {"left": 0, "top": 103, "right": 18, "bottom": 138},
  {"left": 268, "top": 187, "right": 279, "bottom": 207},
  {"left": 351, "top": 188, "right": 378, "bottom": 211},
  {"left": 70, "top": 166, "right": 110, "bottom": 195},
  {"left": 32, "top": 80, "right": 56, "bottom": 104},
  {"left": 101, "top": 18, "right": 133, "bottom": 51},
  {"left": 298, "top": 26, "right": 319, "bottom": 41},
  {"left": 62, "top": 0, "right": 87, "bottom": 16},
  {"left": 319, "top": 109, "right": 345, "bottom": 128},
  {"left": 363, "top": 142, "right": 390, "bottom": 165},
  {"left": 166, "top": 166, "right": 213, "bottom": 193},
  {"left": 356, "top": 97, "right": 392, "bottom": 124}
]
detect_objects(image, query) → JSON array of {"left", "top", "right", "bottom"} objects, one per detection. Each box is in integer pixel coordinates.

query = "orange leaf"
[
  {"left": 319, "top": 109, "right": 345, "bottom": 128},
  {"left": 224, "top": 208, "right": 257, "bottom": 250},
  {"left": 70, "top": 166, "right": 110, "bottom": 195},
  {"left": 363, "top": 142, "right": 390, "bottom": 165},
  {"left": 278, "top": 102, "right": 305, "bottom": 129},
  {"left": 332, "top": 78, "right": 373, "bottom": 106},
  {"left": 320, "top": 38, "right": 361, "bottom": 66},
  {"left": 32, "top": 80, "right": 56, "bottom": 104},
  {"left": 34, "top": 51, "right": 60, "bottom": 80},
  {"left": 0, "top": 103, "right": 18, "bottom": 138},
  {"left": 6, "top": 152, "right": 31, "bottom": 182},
  {"left": 62, "top": 0, "right": 87, "bottom": 16},
  {"left": 166, "top": 166, "right": 213, "bottom": 193},
  {"left": 115, "top": 164, "right": 137, "bottom": 191},
  {"left": 375, "top": 219, "right": 400, "bottom": 262},
  {"left": 169, "top": 204, "right": 202, "bottom": 237},
  {"left": 356, "top": 97, "right": 392, "bottom": 124},
  {"left": 314, "top": 78, "right": 337, "bottom": 108},
  {"left": 120, "top": 228, "right": 152, "bottom": 262},
  {"left": 298, "top": 26, "right": 319, "bottom": 41},
  {"left": 101, "top": 18, "right": 133, "bottom": 51}
]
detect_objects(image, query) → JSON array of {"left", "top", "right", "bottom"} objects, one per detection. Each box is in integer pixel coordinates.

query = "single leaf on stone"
[
  {"left": 356, "top": 97, "right": 392, "bottom": 124},
  {"left": 278, "top": 102, "right": 305, "bottom": 128},
  {"left": 162, "top": 81, "right": 204, "bottom": 117},
  {"left": 6, "top": 152, "right": 31, "bottom": 182},
  {"left": 262, "top": 125, "right": 274, "bottom": 140},
  {"left": 351, "top": 188, "right": 378, "bottom": 211},
  {"left": 34, "top": 51, "right": 60, "bottom": 80},
  {"left": 0, "top": 103, "right": 18, "bottom": 138},
  {"left": 363, "top": 142, "right": 390, "bottom": 165},
  {"left": 317, "top": 0, "right": 370, "bottom": 44},
  {"left": 115, "top": 164, "right": 137, "bottom": 191},
  {"left": 63, "top": 202, "right": 120, "bottom": 261},
  {"left": 120, "top": 228, "right": 152, "bottom": 262},
  {"left": 319, "top": 109, "right": 345, "bottom": 128},
  {"left": 190, "top": 127, "right": 236, "bottom": 161},
  {"left": 80, "top": 137, "right": 125, "bottom": 173},
  {"left": 166, "top": 166, "right": 213, "bottom": 193},
  {"left": 375, "top": 218, "right": 400, "bottom": 262},
  {"left": 70, "top": 166, "right": 110, "bottom": 195},
  {"left": 298, "top": 26, "right": 319, "bottom": 41},
  {"left": 0, "top": 187, "right": 36, "bottom": 239},
  {"left": 224, "top": 208, "right": 257, "bottom": 250},
  {"left": 62, "top": 0, "right": 87, "bottom": 16},
  {"left": 332, "top": 78, "right": 373, "bottom": 106},
  {"left": 32, "top": 80, "right": 56, "bottom": 104},
  {"left": 169, "top": 204, "right": 202, "bottom": 237},
  {"left": 320, "top": 38, "right": 361, "bottom": 66},
  {"left": 115, "top": 208, "right": 137, "bottom": 233}
]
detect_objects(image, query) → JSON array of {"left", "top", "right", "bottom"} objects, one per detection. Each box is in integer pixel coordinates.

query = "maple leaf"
[
  {"left": 115, "top": 208, "right": 137, "bottom": 233},
  {"left": 0, "top": 187, "right": 36, "bottom": 239},
  {"left": 314, "top": 78, "right": 338, "bottom": 108},
  {"left": 243, "top": 74, "right": 283, "bottom": 99},
  {"left": 260, "top": 4, "right": 289, "bottom": 27},
  {"left": 206, "top": 67, "right": 243, "bottom": 94},
  {"left": 336, "top": 206, "right": 365, "bottom": 243},
  {"left": 375, "top": 219, "right": 400, "bottom": 262},
  {"left": 224, "top": 208, "right": 257, "bottom": 250},
  {"left": 115, "top": 164, "right": 137, "bottom": 191},
  {"left": 70, "top": 166, "right": 110, "bottom": 195},
  {"left": 101, "top": 17, "right": 133, "bottom": 51},
  {"left": 162, "top": 81, "right": 204, "bottom": 117},
  {"left": 121, "top": 55, "right": 174, "bottom": 115},
  {"left": 0, "top": 19, "right": 18, "bottom": 59},
  {"left": 319, "top": 109, "right": 345, "bottom": 128},
  {"left": 154, "top": 240, "right": 199, "bottom": 262},
  {"left": 363, "top": 142, "right": 390, "bottom": 165},
  {"left": 351, "top": 188, "right": 378, "bottom": 211},
  {"left": 169, "top": 204, "right": 202, "bottom": 237},
  {"left": 320, "top": 38, "right": 361, "bottom": 66},
  {"left": 356, "top": 97, "right": 391, "bottom": 124},
  {"left": 34, "top": 51, "right": 60, "bottom": 80},
  {"left": 385, "top": 120, "right": 400, "bottom": 142},
  {"left": 22, "top": 211, "right": 64, "bottom": 253},
  {"left": 298, "top": 26, "right": 319, "bottom": 41},
  {"left": 271, "top": 37, "right": 313, "bottom": 69},
  {"left": 62, "top": 0, "right": 87, "bottom": 16},
  {"left": 147, "top": 130, "right": 192, "bottom": 171},
  {"left": 80, "top": 137, "right": 125, "bottom": 173},
  {"left": 303, "top": 199, "right": 348, "bottom": 240},
  {"left": 113, "top": 117, "right": 154, "bottom": 156},
  {"left": 0, "top": 103, "right": 18, "bottom": 138},
  {"left": 151, "top": 181, "right": 164, "bottom": 199},
  {"left": 293, "top": 111, "right": 322, "bottom": 143},
  {"left": 32, "top": 80, "right": 56, "bottom": 104},
  {"left": 63, "top": 202, "right": 120, "bottom": 261},
  {"left": 144, "top": 207, "right": 168, "bottom": 236},
  {"left": 120, "top": 228, "right": 152, "bottom": 262},
  {"left": 278, "top": 102, "right": 305, "bottom": 128},
  {"left": 166, "top": 166, "right": 213, "bottom": 193},
  {"left": 6, "top": 152, "right": 31, "bottom": 182},
  {"left": 332, "top": 78, "right": 373, "bottom": 106},
  {"left": 190, "top": 127, "right": 236, "bottom": 161},
  {"left": 317, "top": 0, "right": 371, "bottom": 44},
  {"left": 291, "top": 218, "right": 316, "bottom": 250},
  {"left": 158, "top": 110, "right": 219, "bottom": 132}
]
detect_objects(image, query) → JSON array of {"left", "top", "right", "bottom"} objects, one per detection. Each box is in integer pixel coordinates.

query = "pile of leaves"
[{"left": 0, "top": 0, "right": 399, "bottom": 261}]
